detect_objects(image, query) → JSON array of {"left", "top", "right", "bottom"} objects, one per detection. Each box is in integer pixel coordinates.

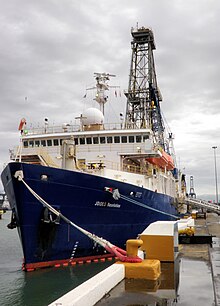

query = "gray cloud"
[{"left": 0, "top": 0, "right": 220, "bottom": 196}]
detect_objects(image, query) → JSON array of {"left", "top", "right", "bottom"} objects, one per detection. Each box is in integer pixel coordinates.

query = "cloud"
[{"left": 0, "top": 0, "right": 220, "bottom": 195}]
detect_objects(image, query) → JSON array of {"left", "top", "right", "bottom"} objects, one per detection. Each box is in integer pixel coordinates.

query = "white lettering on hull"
[{"left": 95, "top": 201, "right": 121, "bottom": 208}]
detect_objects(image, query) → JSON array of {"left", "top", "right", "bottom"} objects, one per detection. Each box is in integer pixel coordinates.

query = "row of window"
[
  {"left": 76, "top": 135, "right": 149, "bottom": 145},
  {"left": 23, "top": 139, "right": 60, "bottom": 148},
  {"left": 23, "top": 135, "right": 150, "bottom": 148}
]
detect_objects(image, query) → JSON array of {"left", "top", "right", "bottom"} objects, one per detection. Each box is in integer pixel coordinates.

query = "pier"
[
  {"left": 0, "top": 193, "right": 10, "bottom": 214},
  {"left": 50, "top": 212, "right": 220, "bottom": 305},
  {"left": 97, "top": 213, "right": 220, "bottom": 305},
  {"left": 0, "top": 193, "right": 8, "bottom": 219}
]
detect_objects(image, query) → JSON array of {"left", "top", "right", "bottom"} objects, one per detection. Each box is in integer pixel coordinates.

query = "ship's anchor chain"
[
  {"left": 104, "top": 187, "right": 179, "bottom": 219},
  {"left": 14, "top": 170, "right": 142, "bottom": 263}
]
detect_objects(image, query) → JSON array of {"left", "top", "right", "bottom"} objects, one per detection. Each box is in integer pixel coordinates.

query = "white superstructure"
[{"left": 12, "top": 70, "right": 186, "bottom": 203}]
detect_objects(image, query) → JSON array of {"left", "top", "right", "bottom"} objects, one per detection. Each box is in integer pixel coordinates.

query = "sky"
[{"left": 0, "top": 0, "right": 220, "bottom": 198}]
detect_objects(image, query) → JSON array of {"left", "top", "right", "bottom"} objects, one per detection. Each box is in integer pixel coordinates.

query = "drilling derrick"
[{"left": 124, "top": 26, "right": 165, "bottom": 149}]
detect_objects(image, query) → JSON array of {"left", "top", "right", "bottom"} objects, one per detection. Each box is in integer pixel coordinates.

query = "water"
[
  {"left": 1, "top": 212, "right": 216, "bottom": 306},
  {"left": 0, "top": 212, "right": 112, "bottom": 306}
]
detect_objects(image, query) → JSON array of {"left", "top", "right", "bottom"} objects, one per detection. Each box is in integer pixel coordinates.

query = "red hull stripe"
[{"left": 23, "top": 254, "right": 115, "bottom": 271}]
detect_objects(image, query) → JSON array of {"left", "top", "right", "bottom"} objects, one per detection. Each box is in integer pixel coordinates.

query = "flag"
[{"left": 18, "top": 118, "right": 26, "bottom": 131}]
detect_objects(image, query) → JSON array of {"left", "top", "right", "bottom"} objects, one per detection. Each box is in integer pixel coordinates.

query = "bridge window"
[
  {"left": 23, "top": 141, "right": 28, "bottom": 148},
  {"left": 121, "top": 136, "right": 127, "bottom": 143},
  {"left": 47, "top": 139, "right": 52, "bottom": 146},
  {"left": 129, "top": 136, "right": 134, "bottom": 143},
  {"left": 100, "top": 137, "right": 106, "bottom": 144},
  {"left": 41, "top": 140, "right": 46, "bottom": 146},
  {"left": 53, "top": 139, "right": 59, "bottom": 146},
  {"left": 79, "top": 138, "right": 85, "bottom": 145},
  {"left": 136, "top": 135, "right": 142, "bottom": 143},
  {"left": 29, "top": 140, "right": 34, "bottom": 147},
  {"left": 107, "top": 136, "right": 113, "bottom": 143},
  {"left": 86, "top": 137, "right": 92, "bottom": 145},
  {"left": 74, "top": 138, "right": 78, "bottom": 145},
  {"left": 35, "top": 140, "right": 40, "bottom": 147},
  {"left": 114, "top": 136, "right": 120, "bottom": 143},
  {"left": 93, "top": 137, "right": 99, "bottom": 144}
]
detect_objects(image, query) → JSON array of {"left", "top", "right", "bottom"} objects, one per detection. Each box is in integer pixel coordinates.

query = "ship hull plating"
[{"left": 2, "top": 162, "right": 177, "bottom": 269}]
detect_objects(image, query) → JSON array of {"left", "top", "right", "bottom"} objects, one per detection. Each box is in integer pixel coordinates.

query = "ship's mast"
[
  {"left": 124, "top": 26, "right": 165, "bottom": 149},
  {"left": 87, "top": 72, "right": 116, "bottom": 115}
]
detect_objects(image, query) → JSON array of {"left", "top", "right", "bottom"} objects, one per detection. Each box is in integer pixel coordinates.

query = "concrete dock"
[
  {"left": 96, "top": 213, "right": 220, "bottom": 306},
  {"left": 50, "top": 213, "right": 220, "bottom": 305}
]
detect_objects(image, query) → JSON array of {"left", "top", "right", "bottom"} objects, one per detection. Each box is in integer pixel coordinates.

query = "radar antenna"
[{"left": 86, "top": 73, "right": 118, "bottom": 115}]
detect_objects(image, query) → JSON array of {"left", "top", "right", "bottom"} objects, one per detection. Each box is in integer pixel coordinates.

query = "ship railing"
[
  {"left": 77, "top": 142, "right": 144, "bottom": 154},
  {"left": 10, "top": 145, "right": 61, "bottom": 160},
  {"left": 24, "top": 122, "right": 124, "bottom": 135},
  {"left": 186, "top": 197, "right": 220, "bottom": 214},
  {"left": 11, "top": 145, "right": 149, "bottom": 175},
  {"left": 86, "top": 160, "right": 120, "bottom": 171},
  {"left": 122, "top": 163, "right": 146, "bottom": 174},
  {"left": 24, "top": 124, "right": 80, "bottom": 135},
  {"left": 86, "top": 160, "right": 147, "bottom": 175}
]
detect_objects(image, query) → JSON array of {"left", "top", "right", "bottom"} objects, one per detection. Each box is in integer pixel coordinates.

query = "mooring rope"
[
  {"left": 14, "top": 170, "right": 142, "bottom": 263},
  {"left": 105, "top": 187, "right": 179, "bottom": 220}
]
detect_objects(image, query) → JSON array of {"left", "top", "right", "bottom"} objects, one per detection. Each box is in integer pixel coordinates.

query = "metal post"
[{"left": 212, "top": 146, "right": 219, "bottom": 204}]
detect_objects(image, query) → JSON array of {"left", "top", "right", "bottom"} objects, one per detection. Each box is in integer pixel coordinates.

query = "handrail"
[
  {"left": 22, "top": 122, "right": 125, "bottom": 136},
  {"left": 186, "top": 197, "right": 220, "bottom": 214}
]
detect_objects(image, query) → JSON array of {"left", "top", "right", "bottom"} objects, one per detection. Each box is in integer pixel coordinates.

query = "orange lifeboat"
[
  {"left": 166, "top": 153, "right": 175, "bottom": 170},
  {"left": 147, "top": 150, "right": 174, "bottom": 170}
]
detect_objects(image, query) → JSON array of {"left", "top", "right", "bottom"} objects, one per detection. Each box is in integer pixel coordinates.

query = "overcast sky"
[{"left": 0, "top": 0, "right": 220, "bottom": 198}]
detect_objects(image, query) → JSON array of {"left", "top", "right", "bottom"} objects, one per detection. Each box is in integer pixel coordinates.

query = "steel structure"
[
  {"left": 86, "top": 73, "right": 116, "bottom": 115},
  {"left": 189, "top": 175, "right": 196, "bottom": 198},
  {"left": 212, "top": 146, "right": 219, "bottom": 204},
  {"left": 124, "top": 26, "right": 165, "bottom": 149}
]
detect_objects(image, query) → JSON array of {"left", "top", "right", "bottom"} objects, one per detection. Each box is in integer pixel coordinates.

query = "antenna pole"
[{"left": 93, "top": 73, "right": 116, "bottom": 115}]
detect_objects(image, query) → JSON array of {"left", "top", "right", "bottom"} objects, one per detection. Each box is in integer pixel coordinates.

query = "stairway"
[{"left": 14, "top": 148, "right": 59, "bottom": 168}]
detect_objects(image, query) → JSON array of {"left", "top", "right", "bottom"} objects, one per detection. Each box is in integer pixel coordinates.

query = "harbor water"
[
  {"left": 0, "top": 212, "right": 112, "bottom": 306},
  {"left": 1, "top": 211, "right": 218, "bottom": 306}
]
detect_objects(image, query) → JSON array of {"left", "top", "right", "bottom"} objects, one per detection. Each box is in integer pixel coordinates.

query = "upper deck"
[{"left": 20, "top": 123, "right": 154, "bottom": 153}]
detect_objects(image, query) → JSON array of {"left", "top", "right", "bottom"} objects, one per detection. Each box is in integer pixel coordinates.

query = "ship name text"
[{"left": 95, "top": 201, "right": 121, "bottom": 208}]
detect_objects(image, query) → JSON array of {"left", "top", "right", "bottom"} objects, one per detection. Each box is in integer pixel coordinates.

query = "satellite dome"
[{"left": 82, "top": 108, "right": 104, "bottom": 126}]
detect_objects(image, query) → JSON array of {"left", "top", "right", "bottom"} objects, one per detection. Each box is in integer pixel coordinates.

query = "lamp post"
[{"left": 212, "top": 146, "right": 219, "bottom": 204}]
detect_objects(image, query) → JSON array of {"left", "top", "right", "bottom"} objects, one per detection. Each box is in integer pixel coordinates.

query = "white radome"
[{"left": 82, "top": 108, "right": 104, "bottom": 125}]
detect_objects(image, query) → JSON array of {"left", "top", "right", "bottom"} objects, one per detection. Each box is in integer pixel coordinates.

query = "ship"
[{"left": 1, "top": 26, "right": 186, "bottom": 271}]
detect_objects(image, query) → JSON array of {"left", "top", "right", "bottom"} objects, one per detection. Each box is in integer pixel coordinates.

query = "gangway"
[{"left": 186, "top": 197, "right": 220, "bottom": 214}]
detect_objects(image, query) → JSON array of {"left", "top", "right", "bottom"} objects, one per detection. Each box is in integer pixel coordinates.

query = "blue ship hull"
[{"left": 1, "top": 162, "right": 178, "bottom": 270}]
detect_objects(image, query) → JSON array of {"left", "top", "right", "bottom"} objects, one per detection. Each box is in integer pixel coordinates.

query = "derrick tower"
[{"left": 124, "top": 26, "right": 165, "bottom": 149}]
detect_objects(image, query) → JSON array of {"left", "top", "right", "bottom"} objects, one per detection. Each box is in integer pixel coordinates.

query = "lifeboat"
[
  {"left": 147, "top": 150, "right": 174, "bottom": 170},
  {"left": 166, "top": 153, "right": 175, "bottom": 170}
]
